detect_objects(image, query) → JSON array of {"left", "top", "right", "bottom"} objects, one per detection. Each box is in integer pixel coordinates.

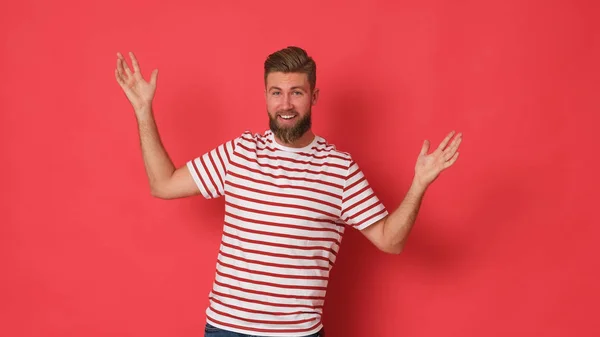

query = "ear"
[{"left": 311, "top": 88, "right": 320, "bottom": 105}]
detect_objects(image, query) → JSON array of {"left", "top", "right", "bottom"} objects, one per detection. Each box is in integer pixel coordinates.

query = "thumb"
[
  {"left": 150, "top": 69, "right": 159, "bottom": 85},
  {"left": 420, "top": 140, "right": 430, "bottom": 156}
]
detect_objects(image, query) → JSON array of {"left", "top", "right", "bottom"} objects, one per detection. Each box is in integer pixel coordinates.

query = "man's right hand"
[{"left": 115, "top": 51, "right": 158, "bottom": 116}]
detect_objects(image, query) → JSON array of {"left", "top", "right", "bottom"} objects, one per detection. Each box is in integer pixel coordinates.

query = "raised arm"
[
  {"left": 361, "top": 130, "right": 462, "bottom": 254},
  {"left": 115, "top": 51, "right": 199, "bottom": 199}
]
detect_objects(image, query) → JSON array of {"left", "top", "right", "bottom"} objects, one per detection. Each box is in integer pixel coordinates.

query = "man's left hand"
[{"left": 413, "top": 130, "right": 462, "bottom": 189}]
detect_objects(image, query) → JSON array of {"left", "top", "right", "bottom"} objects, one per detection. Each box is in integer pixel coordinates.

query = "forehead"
[{"left": 266, "top": 72, "right": 310, "bottom": 90}]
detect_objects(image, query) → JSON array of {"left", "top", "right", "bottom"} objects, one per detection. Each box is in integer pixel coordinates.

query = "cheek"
[
  {"left": 266, "top": 97, "right": 278, "bottom": 110},
  {"left": 269, "top": 95, "right": 285, "bottom": 104},
  {"left": 294, "top": 97, "right": 311, "bottom": 111}
]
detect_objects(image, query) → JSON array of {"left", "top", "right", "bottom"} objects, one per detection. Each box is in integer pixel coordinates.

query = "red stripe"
[
  {"left": 200, "top": 155, "right": 218, "bottom": 198},
  {"left": 230, "top": 159, "right": 343, "bottom": 191},
  {"left": 222, "top": 230, "right": 337, "bottom": 257},
  {"left": 216, "top": 146, "right": 227, "bottom": 176},
  {"left": 228, "top": 178, "right": 342, "bottom": 211},
  {"left": 234, "top": 152, "right": 345, "bottom": 180},
  {"left": 206, "top": 314, "right": 322, "bottom": 334},
  {"left": 209, "top": 296, "right": 319, "bottom": 316},
  {"left": 345, "top": 176, "right": 366, "bottom": 194},
  {"left": 237, "top": 143, "right": 347, "bottom": 169},
  {"left": 225, "top": 140, "right": 233, "bottom": 163},
  {"left": 226, "top": 190, "right": 339, "bottom": 219},
  {"left": 241, "top": 135, "right": 349, "bottom": 161},
  {"left": 342, "top": 184, "right": 370, "bottom": 203},
  {"left": 311, "top": 146, "right": 335, "bottom": 153},
  {"left": 225, "top": 213, "right": 342, "bottom": 244},
  {"left": 344, "top": 191, "right": 375, "bottom": 215},
  {"left": 226, "top": 201, "right": 341, "bottom": 229},
  {"left": 354, "top": 208, "right": 387, "bottom": 227},
  {"left": 217, "top": 259, "right": 328, "bottom": 281},
  {"left": 349, "top": 198, "right": 381, "bottom": 219},
  {"left": 209, "top": 150, "right": 224, "bottom": 189},
  {"left": 345, "top": 162, "right": 360, "bottom": 181},
  {"left": 220, "top": 240, "right": 333, "bottom": 265},
  {"left": 247, "top": 135, "right": 267, "bottom": 145},
  {"left": 219, "top": 250, "right": 330, "bottom": 271},
  {"left": 230, "top": 163, "right": 342, "bottom": 197},
  {"left": 191, "top": 159, "right": 211, "bottom": 197},
  {"left": 211, "top": 289, "right": 323, "bottom": 309},
  {"left": 216, "top": 269, "right": 326, "bottom": 291},
  {"left": 213, "top": 280, "right": 325, "bottom": 300},
  {"left": 210, "top": 306, "right": 316, "bottom": 325}
]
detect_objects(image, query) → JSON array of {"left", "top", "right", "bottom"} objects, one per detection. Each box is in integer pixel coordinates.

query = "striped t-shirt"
[{"left": 186, "top": 129, "right": 388, "bottom": 337}]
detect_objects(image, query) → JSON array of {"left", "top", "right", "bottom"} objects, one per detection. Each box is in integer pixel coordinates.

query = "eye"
[
  {"left": 272, "top": 91, "right": 281, "bottom": 96},
  {"left": 293, "top": 91, "right": 303, "bottom": 96}
]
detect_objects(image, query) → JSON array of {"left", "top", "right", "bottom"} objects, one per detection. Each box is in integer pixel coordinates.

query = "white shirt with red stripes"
[{"left": 186, "top": 129, "right": 388, "bottom": 337}]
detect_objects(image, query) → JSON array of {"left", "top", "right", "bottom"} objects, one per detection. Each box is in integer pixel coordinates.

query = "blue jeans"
[{"left": 204, "top": 323, "right": 324, "bottom": 337}]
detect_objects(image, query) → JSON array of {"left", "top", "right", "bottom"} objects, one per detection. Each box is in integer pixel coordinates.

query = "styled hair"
[{"left": 264, "top": 46, "right": 317, "bottom": 90}]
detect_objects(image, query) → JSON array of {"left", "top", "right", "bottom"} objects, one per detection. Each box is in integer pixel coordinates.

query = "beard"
[{"left": 268, "top": 109, "right": 312, "bottom": 144}]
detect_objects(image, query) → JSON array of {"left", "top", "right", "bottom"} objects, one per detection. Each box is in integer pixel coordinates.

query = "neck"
[{"left": 273, "top": 130, "right": 315, "bottom": 148}]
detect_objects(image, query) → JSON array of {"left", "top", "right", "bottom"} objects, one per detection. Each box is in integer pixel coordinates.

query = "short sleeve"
[
  {"left": 340, "top": 159, "right": 388, "bottom": 230},
  {"left": 186, "top": 137, "right": 239, "bottom": 199}
]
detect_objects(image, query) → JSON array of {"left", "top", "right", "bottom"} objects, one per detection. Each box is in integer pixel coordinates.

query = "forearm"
[
  {"left": 382, "top": 179, "right": 428, "bottom": 253},
  {"left": 136, "top": 107, "right": 176, "bottom": 195}
]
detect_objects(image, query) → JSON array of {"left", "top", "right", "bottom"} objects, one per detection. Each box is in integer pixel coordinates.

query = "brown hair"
[{"left": 264, "top": 46, "right": 317, "bottom": 91}]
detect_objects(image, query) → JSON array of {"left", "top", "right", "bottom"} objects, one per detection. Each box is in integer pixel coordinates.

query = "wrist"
[
  {"left": 135, "top": 105, "right": 153, "bottom": 119},
  {"left": 409, "top": 178, "right": 428, "bottom": 195}
]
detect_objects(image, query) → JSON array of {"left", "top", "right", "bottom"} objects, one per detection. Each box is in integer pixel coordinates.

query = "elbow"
[
  {"left": 150, "top": 184, "right": 172, "bottom": 199},
  {"left": 384, "top": 242, "right": 405, "bottom": 255},
  {"left": 150, "top": 188, "right": 165, "bottom": 199}
]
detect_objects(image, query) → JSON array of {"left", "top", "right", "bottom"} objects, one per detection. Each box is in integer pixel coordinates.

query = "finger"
[
  {"left": 115, "top": 68, "right": 127, "bottom": 86},
  {"left": 448, "top": 132, "right": 463, "bottom": 149},
  {"left": 118, "top": 59, "right": 132, "bottom": 81},
  {"left": 444, "top": 134, "right": 462, "bottom": 159},
  {"left": 451, "top": 134, "right": 463, "bottom": 151},
  {"left": 129, "top": 51, "right": 141, "bottom": 74},
  {"left": 116, "top": 56, "right": 126, "bottom": 79},
  {"left": 150, "top": 69, "right": 158, "bottom": 86},
  {"left": 420, "top": 140, "right": 430, "bottom": 156},
  {"left": 115, "top": 69, "right": 129, "bottom": 90},
  {"left": 115, "top": 68, "right": 122, "bottom": 83},
  {"left": 437, "top": 130, "right": 456, "bottom": 151},
  {"left": 118, "top": 53, "right": 133, "bottom": 78},
  {"left": 443, "top": 152, "right": 459, "bottom": 168},
  {"left": 115, "top": 69, "right": 131, "bottom": 90},
  {"left": 115, "top": 69, "right": 136, "bottom": 99}
]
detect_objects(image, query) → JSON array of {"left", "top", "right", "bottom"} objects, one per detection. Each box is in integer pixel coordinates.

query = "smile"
[{"left": 278, "top": 115, "right": 297, "bottom": 120}]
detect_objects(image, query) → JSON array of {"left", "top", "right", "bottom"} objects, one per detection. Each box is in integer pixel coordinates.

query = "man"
[{"left": 114, "top": 46, "right": 462, "bottom": 337}]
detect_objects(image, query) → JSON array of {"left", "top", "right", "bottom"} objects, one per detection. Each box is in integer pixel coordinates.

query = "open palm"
[
  {"left": 414, "top": 130, "right": 462, "bottom": 187},
  {"left": 114, "top": 52, "right": 158, "bottom": 112}
]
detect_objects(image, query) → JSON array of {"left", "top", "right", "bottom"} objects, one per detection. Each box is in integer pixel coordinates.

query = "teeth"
[{"left": 280, "top": 115, "right": 295, "bottom": 119}]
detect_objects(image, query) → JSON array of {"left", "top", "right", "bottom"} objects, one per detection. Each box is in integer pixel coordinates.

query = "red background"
[{"left": 2, "top": 0, "right": 599, "bottom": 336}]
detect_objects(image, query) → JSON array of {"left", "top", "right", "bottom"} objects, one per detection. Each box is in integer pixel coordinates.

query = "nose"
[{"left": 281, "top": 93, "right": 293, "bottom": 110}]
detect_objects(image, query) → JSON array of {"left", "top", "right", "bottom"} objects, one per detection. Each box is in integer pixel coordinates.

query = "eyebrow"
[{"left": 269, "top": 86, "right": 307, "bottom": 91}]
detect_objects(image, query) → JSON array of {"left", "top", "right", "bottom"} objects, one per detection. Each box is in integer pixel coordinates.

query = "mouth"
[{"left": 278, "top": 114, "right": 298, "bottom": 121}]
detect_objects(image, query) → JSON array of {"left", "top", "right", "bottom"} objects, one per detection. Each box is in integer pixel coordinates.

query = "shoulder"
[
  {"left": 229, "top": 129, "right": 272, "bottom": 152},
  {"left": 313, "top": 135, "right": 354, "bottom": 168}
]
